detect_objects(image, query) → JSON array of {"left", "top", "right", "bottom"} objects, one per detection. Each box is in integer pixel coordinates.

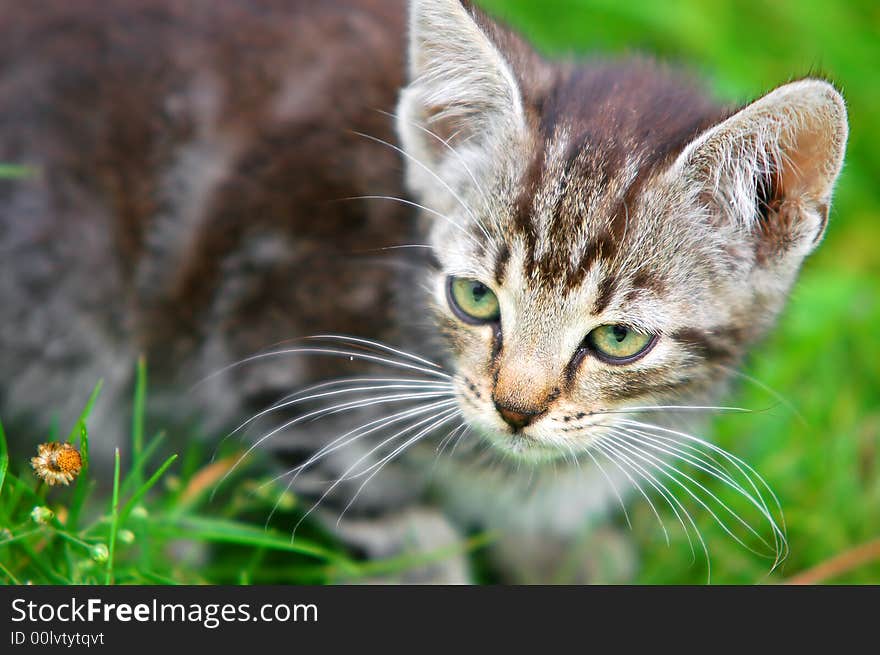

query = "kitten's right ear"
[
  {"left": 396, "top": 0, "right": 526, "bottom": 197},
  {"left": 672, "top": 79, "right": 848, "bottom": 261}
]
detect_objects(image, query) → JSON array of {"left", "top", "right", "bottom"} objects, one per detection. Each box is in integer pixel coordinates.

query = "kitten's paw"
[
  {"left": 333, "top": 507, "right": 472, "bottom": 584},
  {"left": 493, "top": 526, "right": 637, "bottom": 584}
]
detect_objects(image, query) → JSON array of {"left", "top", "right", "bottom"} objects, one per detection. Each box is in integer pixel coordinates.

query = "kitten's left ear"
[
  {"left": 396, "top": 0, "right": 526, "bottom": 198},
  {"left": 674, "top": 79, "right": 848, "bottom": 259}
]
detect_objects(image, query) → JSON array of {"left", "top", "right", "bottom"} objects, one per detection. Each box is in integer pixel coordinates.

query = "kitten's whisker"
[
  {"left": 592, "top": 439, "right": 672, "bottom": 546},
  {"left": 194, "top": 346, "right": 452, "bottom": 391},
  {"left": 628, "top": 430, "right": 787, "bottom": 569},
  {"left": 211, "top": 375, "right": 449, "bottom": 462},
  {"left": 287, "top": 399, "right": 458, "bottom": 485},
  {"left": 312, "top": 390, "right": 454, "bottom": 422},
  {"left": 617, "top": 425, "right": 772, "bottom": 526},
  {"left": 262, "top": 400, "right": 458, "bottom": 527},
  {"left": 350, "top": 131, "right": 490, "bottom": 241},
  {"left": 215, "top": 390, "right": 454, "bottom": 498},
  {"left": 604, "top": 432, "right": 776, "bottom": 559},
  {"left": 428, "top": 420, "right": 468, "bottom": 482},
  {"left": 340, "top": 195, "right": 479, "bottom": 247},
  {"left": 592, "top": 405, "right": 753, "bottom": 415},
  {"left": 370, "top": 244, "right": 435, "bottom": 251},
  {"left": 616, "top": 418, "right": 787, "bottom": 565},
  {"left": 303, "top": 335, "right": 446, "bottom": 370},
  {"left": 229, "top": 381, "right": 453, "bottom": 439},
  {"left": 292, "top": 406, "right": 459, "bottom": 538},
  {"left": 436, "top": 421, "right": 466, "bottom": 456},
  {"left": 449, "top": 424, "right": 471, "bottom": 456},
  {"left": 375, "top": 108, "right": 492, "bottom": 210},
  {"left": 581, "top": 446, "right": 632, "bottom": 530},
  {"left": 718, "top": 364, "right": 808, "bottom": 427},
  {"left": 340, "top": 407, "right": 459, "bottom": 488},
  {"left": 336, "top": 411, "right": 461, "bottom": 523},
  {"left": 277, "top": 375, "right": 451, "bottom": 402},
  {"left": 595, "top": 437, "right": 703, "bottom": 567}
]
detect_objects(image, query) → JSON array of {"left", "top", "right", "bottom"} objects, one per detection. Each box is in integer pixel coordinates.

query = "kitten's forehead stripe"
[
  {"left": 494, "top": 243, "right": 510, "bottom": 286},
  {"left": 503, "top": 58, "right": 730, "bottom": 294},
  {"left": 631, "top": 270, "right": 666, "bottom": 295},
  {"left": 592, "top": 274, "right": 619, "bottom": 315}
]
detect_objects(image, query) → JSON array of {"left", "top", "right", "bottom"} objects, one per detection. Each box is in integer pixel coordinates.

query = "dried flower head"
[{"left": 31, "top": 442, "right": 82, "bottom": 486}]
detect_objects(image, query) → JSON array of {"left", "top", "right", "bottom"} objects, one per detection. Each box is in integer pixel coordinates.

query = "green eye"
[
  {"left": 587, "top": 324, "right": 655, "bottom": 363},
  {"left": 447, "top": 277, "right": 500, "bottom": 324}
]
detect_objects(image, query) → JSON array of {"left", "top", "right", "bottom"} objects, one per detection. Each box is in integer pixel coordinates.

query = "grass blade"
[
  {"left": 119, "top": 454, "right": 178, "bottom": 527},
  {"left": 67, "top": 380, "right": 103, "bottom": 444},
  {"left": 132, "top": 356, "right": 147, "bottom": 488},
  {"left": 105, "top": 448, "right": 121, "bottom": 585},
  {"left": 149, "top": 515, "right": 345, "bottom": 562},
  {"left": 0, "top": 163, "right": 36, "bottom": 179},
  {"left": 66, "top": 424, "right": 91, "bottom": 531},
  {"left": 120, "top": 431, "right": 166, "bottom": 500},
  {"left": 0, "top": 418, "right": 8, "bottom": 499}
]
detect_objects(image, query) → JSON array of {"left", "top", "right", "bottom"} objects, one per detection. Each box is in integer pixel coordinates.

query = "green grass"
[{"left": 0, "top": 365, "right": 484, "bottom": 585}]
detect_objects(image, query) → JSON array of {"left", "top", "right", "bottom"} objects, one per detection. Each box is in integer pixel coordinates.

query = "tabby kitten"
[{"left": 0, "top": 0, "right": 847, "bottom": 582}]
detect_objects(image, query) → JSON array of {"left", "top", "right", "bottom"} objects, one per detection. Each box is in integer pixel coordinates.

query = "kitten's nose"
[{"left": 494, "top": 402, "right": 543, "bottom": 431}]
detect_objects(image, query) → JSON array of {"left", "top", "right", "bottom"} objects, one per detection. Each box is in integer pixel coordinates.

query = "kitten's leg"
[
  {"left": 265, "top": 411, "right": 471, "bottom": 584},
  {"left": 490, "top": 525, "right": 637, "bottom": 584},
  {"left": 331, "top": 507, "right": 472, "bottom": 584}
]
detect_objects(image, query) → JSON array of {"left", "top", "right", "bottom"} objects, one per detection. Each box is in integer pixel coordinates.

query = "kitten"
[{"left": 0, "top": 0, "right": 847, "bottom": 583}]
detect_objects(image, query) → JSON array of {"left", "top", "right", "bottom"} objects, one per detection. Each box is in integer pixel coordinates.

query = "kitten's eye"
[
  {"left": 586, "top": 324, "right": 656, "bottom": 363},
  {"left": 447, "top": 276, "right": 500, "bottom": 324}
]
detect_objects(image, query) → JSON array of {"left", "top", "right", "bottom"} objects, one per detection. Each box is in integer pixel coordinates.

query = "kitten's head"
[{"left": 396, "top": 0, "right": 847, "bottom": 462}]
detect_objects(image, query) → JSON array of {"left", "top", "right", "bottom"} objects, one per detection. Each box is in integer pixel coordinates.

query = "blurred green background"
[{"left": 477, "top": 0, "right": 879, "bottom": 583}]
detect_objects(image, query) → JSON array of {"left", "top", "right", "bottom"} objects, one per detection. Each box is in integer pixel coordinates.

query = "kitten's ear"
[
  {"left": 674, "top": 79, "right": 848, "bottom": 260},
  {"left": 397, "top": 0, "right": 526, "bottom": 195}
]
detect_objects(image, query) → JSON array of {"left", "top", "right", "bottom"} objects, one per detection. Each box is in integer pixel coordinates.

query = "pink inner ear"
[{"left": 779, "top": 122, "right": 836, "bottom": 202}]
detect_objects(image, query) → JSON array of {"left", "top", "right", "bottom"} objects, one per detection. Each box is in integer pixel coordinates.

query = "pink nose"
[{"left": 495, "top": 403, "right": 542, "bottom": 431}]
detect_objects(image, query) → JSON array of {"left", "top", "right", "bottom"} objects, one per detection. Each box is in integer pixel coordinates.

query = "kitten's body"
[
  {"left": 1, "top": 0, "right": 412, "bottom": 450},
  {"left": 0, "top": 0, "right": 846, "bottom": 582}
]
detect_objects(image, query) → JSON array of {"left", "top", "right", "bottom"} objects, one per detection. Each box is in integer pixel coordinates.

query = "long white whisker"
[
  {"left": 449, "top": 424, "right": 471, "bottom": 456},
  {"left": 292, "top": 406, "right": 459, "bottom": 538},
  {"left": 718, "top": 364, "right": 807, "bottom": 426},
  {"left": 194, "top": 346, "right": 453, "bottom": 391},
  {"left": 290, "top": 400, "right": 458, "bottom": 484},
  {"left": 351, "top": 130, "right": 491, "bottom": 241},
  {"left": 214, "top": 390, "right": 454, "bottom": 498},
  {"left": 593, "top": 439, "right": 672, "bottom": 546},
  {"left": 592, "top": 405, "right": 753, "bottom": 415},
  {"left": 211, "top": 376, "right": 451, "bottom": 463},
  {"left": 594, "top": 437, "right": 703, "bottom": 569},
  {"left": 336, "top": 410, "right": 461, "bottom": 523},
  {"left": 341, "top": 196, "right": 479, "bottom": 247},
  {"left": 375, "top": 108, "right": 491, "bottom": 209},
  {"left": 302, "top": 335, "right": 446, "bottom": 370},
  {"left": 261, "top": 400, "right": 458, "bottom": 527},
  {"left": 436, "top": 420, "right": 467, "bottom": 456},
  {"left": 616, "top": 425, "right": 771, "bottom": 519},
  {"left": 228, "top": 381, "right": 453, "bottom": 440},
  {"left": 616, "top": 417, "right": 787, "bottom": 566},
  {"left": 604, "top": 431, "right": 775, "bottom": 558},
  {"left": 581, "top": 446, "right": 632, "bottom": 530}
]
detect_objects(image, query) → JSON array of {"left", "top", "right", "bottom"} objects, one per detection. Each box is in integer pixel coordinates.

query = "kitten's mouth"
[{"left": 476, "top": 425, "right": 565, "bottom": 464}]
